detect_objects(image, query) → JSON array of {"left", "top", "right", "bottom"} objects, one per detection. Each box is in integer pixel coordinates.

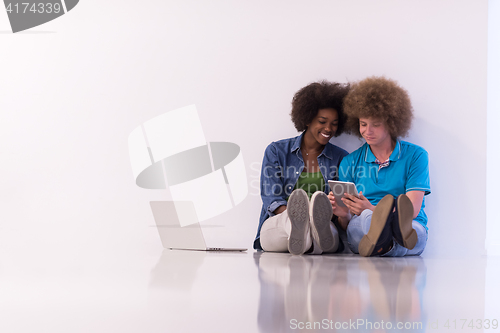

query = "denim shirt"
[{"left": 254, "top": 132, "right": 348, "bottom": 249}]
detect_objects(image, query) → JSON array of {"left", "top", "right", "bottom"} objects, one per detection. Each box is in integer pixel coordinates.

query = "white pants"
[{"left": 260, "top": 210, "right": 339, "bottom": 255}]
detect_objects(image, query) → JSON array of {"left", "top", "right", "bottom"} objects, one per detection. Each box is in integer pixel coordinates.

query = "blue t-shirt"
[{"left": 339, "top": 140, "right": 431, "bottom": 228}]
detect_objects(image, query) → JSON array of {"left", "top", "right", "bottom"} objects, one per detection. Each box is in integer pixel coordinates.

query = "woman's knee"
[
  {"left": 260, "top": 229, "right": 289, "bottom": 252},
  {"left": 260, "top": 214, "right": 290, "bottom": 252}
]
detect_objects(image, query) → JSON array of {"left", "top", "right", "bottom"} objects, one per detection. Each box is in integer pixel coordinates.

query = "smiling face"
[
  {"left": 305, "top": 108, "right": 339, "bottom": 145},
  {"left": 358, "top": 117, "right": 392, "bottom": 148}
]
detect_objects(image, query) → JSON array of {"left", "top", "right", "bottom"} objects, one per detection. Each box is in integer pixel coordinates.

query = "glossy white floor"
[{"left": 1, "top": 238, "right": 499, "bottom": 333}]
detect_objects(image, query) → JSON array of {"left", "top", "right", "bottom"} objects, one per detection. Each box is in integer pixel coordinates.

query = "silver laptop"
[{"left": 150, "top": 201, "right": 247, "bottom": 252}]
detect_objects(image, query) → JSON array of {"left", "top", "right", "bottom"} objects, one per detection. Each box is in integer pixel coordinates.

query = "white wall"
[
  {"left": 487, "top": 0, "right": 500, "bottom": 256},
  {"left": 486, "top": 0, "right": 500, "bottom": 323},
  {"left": 0, "top": 0, "right": 488, "bottom": 257}
]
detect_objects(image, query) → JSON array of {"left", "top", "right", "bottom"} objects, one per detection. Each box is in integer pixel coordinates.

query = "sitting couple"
[{"left": 253, "top": 76, "right": 430, "bottom": 257}]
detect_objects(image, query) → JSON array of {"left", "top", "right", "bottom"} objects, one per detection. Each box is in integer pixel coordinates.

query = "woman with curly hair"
[
  {"left": 329, "top": 76, "right": 430, "bottom": 257},
  {"left": 253, "top": 81, "right": 350, "bottom": 255}
]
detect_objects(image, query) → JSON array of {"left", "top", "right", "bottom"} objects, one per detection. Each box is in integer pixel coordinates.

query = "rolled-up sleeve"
[
  {"left": 406, "top": 148, "right": 431, "bottom": 195},
  {"left": 260, "top": 143, "right": 288, "bottom": 215}
]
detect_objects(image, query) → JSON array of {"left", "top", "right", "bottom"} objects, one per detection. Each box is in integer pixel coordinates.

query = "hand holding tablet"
[{"left": 327, "top": 180, "right": 359, "bottom": 208}]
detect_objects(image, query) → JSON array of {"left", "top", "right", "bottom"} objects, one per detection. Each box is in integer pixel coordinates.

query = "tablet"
[{"left": 327, "top": 180, "right": 359, "bottom": 208}]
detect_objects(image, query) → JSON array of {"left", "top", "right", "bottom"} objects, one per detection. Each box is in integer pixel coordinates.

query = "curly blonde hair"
[{"left": 343, "top": 76, "right": 413, "bottom": 140}]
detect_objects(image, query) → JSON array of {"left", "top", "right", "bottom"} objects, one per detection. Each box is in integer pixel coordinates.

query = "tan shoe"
[
  {"left": 358, "top": 195, "right": 394, "bottom": 257},
  {"left": 392, "top": 194, "right": 417, "bottom": 250}
]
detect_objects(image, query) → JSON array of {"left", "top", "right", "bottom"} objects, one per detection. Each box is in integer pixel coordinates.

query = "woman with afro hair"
[
  {"left": 330, "top": 76, "right": 431, "bottom": 257},
  {"left": 254, "top": 81, "right": 350, "bottom": 255}
]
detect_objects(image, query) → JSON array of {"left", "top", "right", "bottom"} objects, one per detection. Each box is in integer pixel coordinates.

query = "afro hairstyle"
[
  {"left": 290, "top": 81, "right": 350, "bottom": 136},
  {"left": 343, "top": 76, "right": 414, "bottom": 140}
]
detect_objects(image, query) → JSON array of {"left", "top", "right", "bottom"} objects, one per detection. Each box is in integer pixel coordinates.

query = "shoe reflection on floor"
[{"left": 254, "top": 253, "right": 426, "bottom": 332}]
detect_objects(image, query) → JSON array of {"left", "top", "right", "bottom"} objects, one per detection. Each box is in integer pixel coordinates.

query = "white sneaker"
[
  {"left": 309, "top": 191, "right": 338, "bottom": 253},
  {"left": 287, "top": 189, "right": 312, "bottom": 255}
]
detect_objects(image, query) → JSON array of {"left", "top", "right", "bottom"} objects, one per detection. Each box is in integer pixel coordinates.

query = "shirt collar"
[
  {"left": 291, "top": 133, "right": 303, "bottom": 153},
  {"left": 389, "top": 140, "right": 401, "bottom": 161},
  {"left": 364, "top": 140, "right": 402, "bottom": 163},
  {"left": 291, "top": 132, "right": 335, "bottom": 160}
]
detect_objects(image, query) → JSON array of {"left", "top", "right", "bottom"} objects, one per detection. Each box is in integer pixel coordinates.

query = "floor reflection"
[
  {"left": 254, "top": 253, "right": 427, "bottom": 332},
  {"left": 149, "top": 249, "right": 206, "bottom": 291}
]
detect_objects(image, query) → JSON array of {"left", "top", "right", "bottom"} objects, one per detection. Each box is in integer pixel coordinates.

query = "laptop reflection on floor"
[{"left": 150, "top": 201, "right": 247, "bottom": 252}]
